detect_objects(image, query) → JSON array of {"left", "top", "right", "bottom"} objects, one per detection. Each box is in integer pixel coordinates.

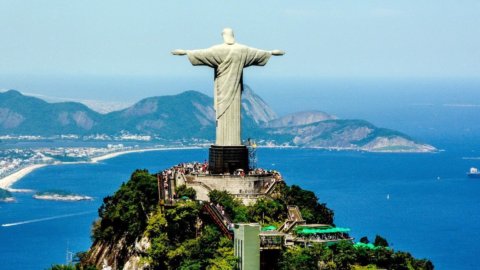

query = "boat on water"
[{"left": 467, "top": 167, "right": 480, "bottom": 178}]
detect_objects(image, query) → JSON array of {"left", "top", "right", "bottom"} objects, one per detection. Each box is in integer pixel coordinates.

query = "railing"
[
  {"left": 264, "top": 180, "right": 279, "bottom": 195},
  {"left": 287, "top": 205, "right": 304, "bottom": 222},
  {"left": 279, "top": 205, "right": 305, "bottom": 233},
  {"left": 194, "top": 173, "right": 273, "bottom": 179},
  {"left": 202, "top": 203, "right": 233, "bottom": 239}
]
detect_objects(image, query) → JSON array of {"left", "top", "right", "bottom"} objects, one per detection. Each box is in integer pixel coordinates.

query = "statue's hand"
[
  {"left": 271, "top": 50, "right": 285, "bottom": 56},
  {"left": 171, "top": 49, "right": 187, "bottom": 55}
]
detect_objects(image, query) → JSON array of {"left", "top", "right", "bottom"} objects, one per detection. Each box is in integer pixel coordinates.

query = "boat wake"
[
  {"left": 1, "top": 211, "right": 96, "bottom": 227},
  {"left": 462, "top": 157, "right": 480, "bottom": 160}
]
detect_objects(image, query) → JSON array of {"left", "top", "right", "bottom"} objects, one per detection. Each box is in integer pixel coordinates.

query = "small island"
[
  {"left": 33, "top": 190, "right": 93, "bottom": 201},
  {"left": 0, "top": 188, "right": 14, "bottom": 202}
]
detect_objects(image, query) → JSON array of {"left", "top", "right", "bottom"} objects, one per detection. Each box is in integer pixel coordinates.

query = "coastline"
[
  {"left": 0, "top": 146, "right": 203, "bottom": 190},
  {"left": 90, "top": 147, "right": 201, "bottom": 163},
  {"left": 0, "top": 144, "right": 433, "bottom": 191},
  {"left": 0, "top": 164, "right": 48, "bottom": 189}
]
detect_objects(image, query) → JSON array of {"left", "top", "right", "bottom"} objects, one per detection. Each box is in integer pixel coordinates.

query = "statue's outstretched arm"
[
  {"left": 171, "top": 49, "right": 187, "bottom": 55},
  {"left": 271, "top": 50, "right": 285, "bottom": 56}
]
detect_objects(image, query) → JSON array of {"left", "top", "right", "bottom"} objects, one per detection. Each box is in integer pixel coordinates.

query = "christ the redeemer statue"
[{"left": 172, "top": 28, "right": 284, "bottom": 147}]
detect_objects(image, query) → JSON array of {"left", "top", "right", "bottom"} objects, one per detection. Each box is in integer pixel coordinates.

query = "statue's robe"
[{"left": 187, "top": 43, "right": 271, "bottom": 146}]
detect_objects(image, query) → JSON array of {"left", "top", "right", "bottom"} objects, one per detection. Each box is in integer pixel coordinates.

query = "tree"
[
  {"left": 176, "top": 185, "right": 197, "bottom": 200},
  {"left": 279, "top": 246, "right": 317, "bottom": 270},
  {"left": 208, "top": 190, "right": 248, "bottom": 222},
  {"left": 359, "top": 236, "right": 370, "bottom": 244},
  {"left": 373, "top": 235, "right": 389, "bottom": 247},
  {"left": 207, "top": 237, "right": 238, "bottom": 270},
  {"left": 93, "top": 169, "right": 159, "bottom": 244},
  {"left": 165, "top": 201, "right": 200, "bottom": 243},
  {"left": 247, "top": 197, "right": 284, "bottom": 224},
  {"left": 278, "top": 184, "right": 334, "bottom": 224},
  {"left": 330, "top": 241, "right": 357, "bottom": 270}
]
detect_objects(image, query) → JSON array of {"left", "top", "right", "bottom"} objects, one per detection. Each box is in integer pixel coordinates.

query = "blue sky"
[{"left": 0, "top": 1, "right": 479, "bottom": 104}]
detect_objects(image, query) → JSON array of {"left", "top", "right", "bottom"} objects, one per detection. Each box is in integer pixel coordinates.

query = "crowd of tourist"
[{"left": 302, "top": 233, "right": 351, "bottom": 242}]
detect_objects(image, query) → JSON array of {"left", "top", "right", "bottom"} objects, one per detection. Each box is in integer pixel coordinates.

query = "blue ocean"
[
  {"left": 1, "top": 78, "right": 480, "bottom": 269},
  {"left": 1, "top": 143, "right": 480, "bottom": 269}
]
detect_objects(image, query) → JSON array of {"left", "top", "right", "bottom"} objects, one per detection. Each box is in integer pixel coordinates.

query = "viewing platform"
[
  {"left": 290, "top": 224, "right": 353, "bottom": 245},
  {"left": 158, "top": 162, "right": 283, "bottom": 205}
]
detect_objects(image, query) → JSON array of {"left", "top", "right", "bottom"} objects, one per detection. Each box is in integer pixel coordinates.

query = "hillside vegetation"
[{"left": 55, "top": 169, "right": 436, "bottom": 270}]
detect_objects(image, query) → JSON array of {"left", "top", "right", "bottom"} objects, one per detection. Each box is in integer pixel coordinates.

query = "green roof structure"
[
  {"left": 295, "top": 227, "right": 351, "bottom": 235},
  {"left": 261, "top": 225, "right": 277, "bottom": 231}
]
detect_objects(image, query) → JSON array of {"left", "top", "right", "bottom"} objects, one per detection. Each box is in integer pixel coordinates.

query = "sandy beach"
[
  {"left": 90, "top": 146, "right": 202, "bottom": 163},
  {"left": 0, "top": 164, "right": 48, "bottom": 189},
  {"left": 0, "top": 146, "right": 203, "bottom": 190},
  {"left": 90, "top": 148, "right": 163, "bottom": 163}
]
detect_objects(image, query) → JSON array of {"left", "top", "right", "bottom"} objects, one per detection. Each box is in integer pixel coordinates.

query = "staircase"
[
  {"left": 279, "top": 205, "right": 306, "bottom": 233},
  {"left": 202, "top": 203, "right": 233, "bottom": 239}
]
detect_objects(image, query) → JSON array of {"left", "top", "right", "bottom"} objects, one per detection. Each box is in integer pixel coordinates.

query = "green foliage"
[
  {"left": 373, "top": 235, "right": 389, "bottom": 247},
  {"left": 145, "top": 200, "right": 235, "bottom": 270},
  {"left": 411, "top": 258, "right": 434, "bottom": 270},
  {"left": 176, "top": 184, "right": 197, "bottom": 200},
  {"left": 330, "top": 240, "right": 358, "bottom": 270},
  {"left": 208, "top": 185, "right": 334, "bottom": 226},
  {"left": 279, "top": 245, "right": 319, "bottom": 270},
  {"left": 165, "top": 201, "right": 200, "bottom": 243},
  {"left": 207, "top": 237, "right": 238, "bottom": 270},
  {"left": 247, "top": 197, "right": 285, "bottom": 225},
  {"left": 46, "top": 264, "right": 97, "bottom": 270},
  {"left": 278, "top": 184, "right": 334, "bottom": 224},
  {"left": 359, "top": 236, "right": 370, "bottom": 244},
  {"left": 280, "top": 240, "right": 434, "bottom": 270},
  {"left": 208, "top": 190, "right": 248, "bottom": 223},
  {"left": 86, "top": 168, "right": 432, "bottom": 270},
  {"left": 93, "top": 169, "right": 159, "bottom": 244},
  {"left": 279, "top": 243, "right": 332, "bottom": 270}
]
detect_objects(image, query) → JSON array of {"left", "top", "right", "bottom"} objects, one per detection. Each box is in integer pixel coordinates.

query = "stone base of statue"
[{"left": 209, "top": 145, "right": 249, "bottom": 174}]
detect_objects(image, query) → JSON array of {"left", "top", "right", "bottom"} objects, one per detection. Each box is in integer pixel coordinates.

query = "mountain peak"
[
  {"left": 1, "top": 89, "right": 23, "bottom": 97},
  {"left": 242, "top": 85, "right": 278, "bottom": 124}
]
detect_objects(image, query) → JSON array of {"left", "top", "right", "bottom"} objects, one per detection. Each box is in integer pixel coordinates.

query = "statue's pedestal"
[{"left": 209, "top": 145, "right": 249, "bottom": 174}]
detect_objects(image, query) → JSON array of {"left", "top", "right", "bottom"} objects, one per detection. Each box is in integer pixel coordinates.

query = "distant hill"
[
  {"left": 264, "top": 119, "right": 435, "bottom": 152},
  {"left": 0, "top": 90, "right": 101, "bottom": 135},
  {"left": 264, "top": 110, "right": 336, "bottom": 128},
  {"left": 100, "top": 90, "right": 216, "bottom": 140},
  {"left": 0, "top": 89, "right": 435, "bottom": 152},
  {"left": 241, "top": 85, "right": 278, "bottom": 124}
]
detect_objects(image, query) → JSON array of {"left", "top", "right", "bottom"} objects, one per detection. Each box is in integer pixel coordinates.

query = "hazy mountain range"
[{"left": 0, "top": 87, "right": 435, "bottom": 152}]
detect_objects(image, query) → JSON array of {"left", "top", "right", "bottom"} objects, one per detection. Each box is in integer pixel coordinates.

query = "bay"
[{"left": 1, "top": 144, "right": 479, "bottom": 269}]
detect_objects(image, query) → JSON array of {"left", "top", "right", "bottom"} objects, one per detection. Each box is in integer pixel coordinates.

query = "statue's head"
[{"left": 222, "top": 28, "right": 235, "bottom": 45}]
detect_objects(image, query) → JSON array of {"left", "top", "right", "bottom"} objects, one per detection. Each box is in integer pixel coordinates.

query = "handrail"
[
  {"left": 203, "top": 203, "right": 233, "bottom": 239},
  {"left": 264, "top": 180, "right": 279, "bottom": 195},
  {"left": 279, "top": 205, "right": 305, "bottom": 233}
]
